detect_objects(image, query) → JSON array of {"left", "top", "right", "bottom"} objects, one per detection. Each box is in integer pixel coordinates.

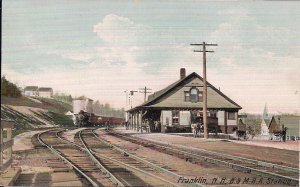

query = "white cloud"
[
  {"left": 93, "top": 14, "right": 151, "bottom": 46},
  {"left": 207, "top": 9, "right": 300, "bottom": 114},
  {"left": 3, "top": 13, "right": 299, "bottom": 114}
]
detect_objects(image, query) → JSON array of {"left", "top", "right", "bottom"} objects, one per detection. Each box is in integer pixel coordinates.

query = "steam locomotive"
[{"left": 74, "top": 110, "right": 124, "bottom": 127}]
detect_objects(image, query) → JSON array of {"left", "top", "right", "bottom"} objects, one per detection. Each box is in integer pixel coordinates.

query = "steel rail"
[
  {"left": 60, "top": 129, "right": 187, "bottom": 187},
  {"left": 81, "top": 129, "right": 182, "bottom": 187},
  {"left": 169, "top": 134, "right": 299, "bottom": 173},
  {"left": 78, "top": 130, "right": 125, "bottom": 187},
  {"left": 108, "top": 130, "right": 299, "bottom": 186},
  {"left": 37, "top": 130, "right": 99, "bottom": 187},
  {"left": 91, "top": 129, "right": 205, "bottom": 187},
  {"left": 92, "top": 151, "right": 181, "bottom": 187}
]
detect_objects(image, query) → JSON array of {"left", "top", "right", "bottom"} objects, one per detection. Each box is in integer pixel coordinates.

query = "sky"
[{"left": 2, "top": 0, "right": 300, "bottom": 114}]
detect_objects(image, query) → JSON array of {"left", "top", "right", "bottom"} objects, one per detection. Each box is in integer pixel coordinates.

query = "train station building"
[{"left": 127, "top": 68, "right": 242, "bottom": 134}]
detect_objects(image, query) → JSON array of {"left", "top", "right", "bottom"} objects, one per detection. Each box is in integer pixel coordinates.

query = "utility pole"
[
  {"left": 124, "top": 90, "right": 129, "bottom": 106},
  {"left": 139, "top": 86, "right": 152, "bottom": 102},
  {"left": 129, "top": 90, "right": 138, "bottom": 108},
  {"left": 191, "top": 42, "right": 217, "bottom": 139}
]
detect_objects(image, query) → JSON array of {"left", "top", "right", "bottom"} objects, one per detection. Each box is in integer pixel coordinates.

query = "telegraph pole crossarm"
[
  {"left": 191, "top": 43, "right": 218, "bottom": 46},
  {"left": 191, "top": 42, "right": 217, "bottom": 139},
  {"left": 194, "top": 50, "right": 214, "bottom": 53},
  {"left": 139, "top": 86, "right": 152, "bottom": 102}
]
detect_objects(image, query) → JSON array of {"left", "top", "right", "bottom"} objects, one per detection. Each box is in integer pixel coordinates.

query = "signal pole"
[
  {"left": 191, "top": 42, "right": 217, "bottom": 139},
  {"left": 129, "top": 90, "right": 138, "bottom": 108},
  {"left": 124, "top": 90, "right": 129, "bottom": 106},
  {"left": 139, "top": 86, "right": 152, "bottom": 102}
]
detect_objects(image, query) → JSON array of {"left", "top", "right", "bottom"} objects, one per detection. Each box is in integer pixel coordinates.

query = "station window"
[
  {"left": 185, "top": 87, "right": 203, "bottom": 102},
  {"left": 198, "top": 92, "right": 203, "bottom": 102},
  {"left": 190, "top": 88, "right": 198, "bottom": 102},
  {"left": 172, "top": 110, "right": 179, "bottom": 125},
  {"left": 228, "top": 112, "right": 236, "bottom": 120},
  {"left": 184, "top": 92, "right": 190, "bottom": 101}
]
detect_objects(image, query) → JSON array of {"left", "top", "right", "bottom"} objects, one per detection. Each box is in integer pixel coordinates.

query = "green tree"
[
  {"left": 53, "top": 92, "right": 73, "bottom": 104},
  {"left": 1, "top": 76, "right": 21, "bottom": 98}
]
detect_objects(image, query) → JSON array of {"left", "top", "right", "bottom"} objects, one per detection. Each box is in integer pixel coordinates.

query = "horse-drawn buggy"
[
  {"left": 191, "top": 116, "right": 221, "bottom": 137},
  {"left": 271, "top": 125, "right": 288, "bottom": 142},
  {"left": 234, "top": 119, "right": 249, "bottom": 140}
]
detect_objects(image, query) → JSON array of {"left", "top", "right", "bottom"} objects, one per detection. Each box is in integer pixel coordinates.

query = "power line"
[
  {"left": 139, "top": 86, "right": 152, "bottom": 102},
  {"left": 191, "top": 42, "right": 217, "bottom": 139}
]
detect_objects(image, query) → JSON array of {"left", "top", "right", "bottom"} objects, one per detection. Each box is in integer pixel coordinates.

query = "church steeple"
[{"left": 263, "top": 103, "right": 269, "bottom": 120}]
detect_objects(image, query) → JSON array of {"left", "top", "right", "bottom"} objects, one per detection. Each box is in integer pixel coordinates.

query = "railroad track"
[
  {"left": 37, "top": 129, "right": 119, "bottom": 187},
  {"left": 76, "top": 129, "right": 186, "bottom": 187},
  {"left": 44, "top": 128, "right": 200, "bottom": 187},
  {"left": 107, "top": 129, "right": 299, "bottom": 186}
]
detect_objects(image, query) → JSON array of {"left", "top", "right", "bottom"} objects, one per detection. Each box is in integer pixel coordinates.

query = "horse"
[{"left": 236, "top": 130, "right": 248, "bottom": 140}]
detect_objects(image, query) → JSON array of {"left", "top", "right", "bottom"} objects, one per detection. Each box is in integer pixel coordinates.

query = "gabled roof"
[
  {"left": 269, "top": 115, "right": 300, "bottom": 137},
  {"left": 38, "top": 87, "right": 53, "bottom": 92},
  {"left": 128, "top": 72, "right": 242, "bottom": 112},
  {"left": 24, "top": 86, "right": 38, "bottom": 91}
]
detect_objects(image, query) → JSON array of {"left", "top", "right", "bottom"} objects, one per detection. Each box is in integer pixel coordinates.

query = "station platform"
[{"left": 112, "top": 127, "right": 299, "bottom": 167}]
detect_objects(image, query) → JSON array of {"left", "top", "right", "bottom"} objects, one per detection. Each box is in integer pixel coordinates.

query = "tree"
[
  {"left": 93, "top": 100, "right": 101, "bottom": 115},
  {"left": 53, "top": 92, "right": 73, "bottom": 104},
  {"left": 1, "top": 76, "right": 21, "bottom": 98},
  {"left": 75, "top": 95, "right": 87, "bottom": 100}
]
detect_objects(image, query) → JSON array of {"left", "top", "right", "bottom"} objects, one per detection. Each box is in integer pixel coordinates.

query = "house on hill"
[
  {"left": 38, "top": 87, "right": 53, "bottom": 98},
  {"left": 269, "top": 115, "right": 300, "bottom": 140},
  {"left": 24, "top": 86, "right": 38, "bottom": 97},
  {"left": 24, "top": 86, "right": 53, "bottom": 98},
  {"left": 127, "top": 68, "right": 242, "bottom": 133}
]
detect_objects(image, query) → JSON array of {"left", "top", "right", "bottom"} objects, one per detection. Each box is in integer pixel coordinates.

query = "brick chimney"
[{"left": 180, "top": 68, "right": 186, "bottom": 79}]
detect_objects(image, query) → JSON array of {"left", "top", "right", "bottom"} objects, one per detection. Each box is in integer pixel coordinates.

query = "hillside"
[
  {"left": 1, "top": 96, "right": 72, "bottom": 113},
  {"left": 1, "top": 96, "right": 73, "bottom": 136}
]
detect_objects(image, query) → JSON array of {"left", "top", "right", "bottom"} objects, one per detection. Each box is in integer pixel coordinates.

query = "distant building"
[
  {"left": 24, "top": 86, "right": 53, "bottom": 98},
  {"left": 38, "top": 87, "right": 53, "bottom": 98},
  {"left": 127, "top": 68, "right": 242, "bottom": 133},
  {"left": 24, "top": 86, "right": 38, "bottom": 97},
  {"left": 73, "top": 98, "right": 94, "bottom": 114},
  {"left": 261, "top": 104, "right": 271, "bottom": 135},
  {"left": 269, "top": 115, "right": 300, "bottom": 140}
]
